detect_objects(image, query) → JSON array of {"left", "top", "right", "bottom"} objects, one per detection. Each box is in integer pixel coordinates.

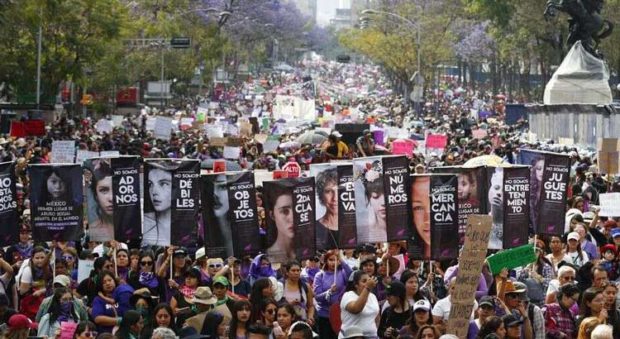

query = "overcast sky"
[{"left": 315, "top": 0, "right": 351, "bottom": 27}]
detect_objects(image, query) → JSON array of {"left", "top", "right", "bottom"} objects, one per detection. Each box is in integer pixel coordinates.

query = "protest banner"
[
  {"left": 202, "top": 173, "right": 233, "bottom": 258},
  {"left": 337, "top": 165, "right": 358, "bottom": 248},
  {"left": 153, "top": 116, "right": 173, "bottom": 140},
  {"left": 447, "top": 215, "right": 492, "bottom": 338},
  {"left": 95, "top": 119, "right": 113, "bottom": 133},
  {"left": 29, "top": 164, "right": 83, "bottom": 241},
  {"left": 227, "top": 172, "right": 261, "bottom": 257},
  {"left": 487, "top": 244, "right": 537, "bottom": 275},
  {"left": 599, "top": 193, "right": 620, "bottom": 217},
  {"left": 502, "top": 166, "right": 530, "bottom": 248},
  {"left": 310, "top": 164, "right": 340, "bottom": 251},
  {"left": 383, "top": 156, "right": 410, "bottom": 242},
  {"left": 264, "top": 177, "right": 316, "bottom": 263},
  {"left": 143, "top": 159, "right": 200, "bottom": 247},
  {"left": 353, "top": 156, "right": 387, "bottom": 243},
  {"left": 0, "top": 162, "right": 18, "bottom": 245},
  {"left": 408, "top": 175, "right": 431, "bottom": 260},
  {"left": 85, "top": 157, "right": 141, "bottom": 242},
  {"left": 51, "top": 140, "right": 76, "bottom": 164},
  {"left": 431, "top": 166, "right": 487, "bottom": 245},
  {"left": 486, "top": 167, "right": 505, "bottom": 249},
  {"left": 429, "top": 175, "right": 459, "bottom": 260}
]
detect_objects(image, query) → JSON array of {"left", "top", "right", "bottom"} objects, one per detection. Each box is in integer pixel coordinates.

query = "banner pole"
[
  {"left": 52, "top": 248, "right": 56, "bottom": 280},
  {"left": 113, "top": 248, "right": 118, "bottom": 277},
  {"left": 170, "top": 247, "right": 174, "bottom": 281},
  {"left": 428, "top": 260, "right": 434, "bottom": 295},
  {"left": 231, "top": 260, "right": 235, "bottom": 295}
]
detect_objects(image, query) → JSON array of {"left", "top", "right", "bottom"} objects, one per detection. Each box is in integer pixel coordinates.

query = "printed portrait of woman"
[
  {"left": 487, "top": 167, "right": 504, "bottom": 250},
  {"left": 41, "top": 167, "right": 73, "bottom": 204},
  {"left": 143, "top": 162, "right": 174, "bottom": 246},
  {"left": 457, "top": 171, "right": 479, "bottom": 206},
  {"left": 410, "top": 175, "right": 431, "bottom": 259},
  {"left": 86, "top": 159, "right": 114, "bottom": 241},
  {"left": 203, "top": 174, "right": 233, "bottom": 258},
  {"left": 315, "top": 167, "right": 339, "bottom": 250},
  {"left": 360, "top": 160, "right": 387, "bottom": 243},
  {"left": 265, "top": 183, "right": 295, "bottom": 263},
  {"left": 529, "top": 156, "right": 545, "bottom": 230}
]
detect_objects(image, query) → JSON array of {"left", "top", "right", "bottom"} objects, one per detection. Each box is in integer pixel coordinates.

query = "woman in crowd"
[
  {"left": 544, "top": 283, "right": 580, "bottom": 339},
  {"left": 76, "top": 256, "right": 115, "bottom": 306},
  {"left": 416, "top": 324, "right": 441, "bottom": 339},
  {"left": 128, "top": 251, "right": 166, "bottom": 302},
  {"left": 545, "top": 236, "right": 570, "bottom": 271},
  {"left": 566, "top": 232, "right": 589, "bottom": 268},
  {"left": 578, "top": 287, "right": 607, "bottom": 329},
  {"left": 518, "top": 245, "right": 555, "bottom": 304},
  {"left": 281, "top": 261, "right": 315, "bottom": 324},
  {"left": 157, "top": 247, "right": 190, "bottom": 301},
  {"left": 116, "top": 310, "right": 144, "bottom": 339},
  {"left": 73, "top": 321, "right": 97, "bottom": 339},
  {"left": 259, "top": 298, "right": 278, "bottom": 330},
  {"left": 91, "top": 271, "right": 121, "bottom": 333},
  {"left": 401, "top": 270, "right": 429, "bottom": 306},
  {"left": 61, "top": 247, "right": 78, "bottom": 283},
  {"left": 476, "top": 316, "right": 506, "bottom": 339},
  {"left": 577, "top": 317, "right": 602, "bottom": 339},
  {"left": 275, "top": 303, "right": 298, "bottom": 338},
  {"left": 467, "top": 297, "right": 497, "bottom": 339},
  {"left": 202, "top": 312, "right": 227, "bottom": 338},
  {"left": 399, "top": 299, "right": 433, "bottom": 338},
  {"left": 18, "top": 246, "right": 51, "bottom": 319},
  {"left": 228, "top": 300, "right": 251, "bottom": 339},
  {"left": 227, "top": 258, "right": 251, "bottom": 297},
  {"left": 602, "top": 282, "right": 620, "bottom": 334},
  {"left": 170, "top": 267, "right": 201, "bottom": 327},
  {"left": 313, "top": 250, "right": 353, "bottom": 339},
  {"left": 152, "top": 304, "right": 176, "bottom": 333},
  {"left": 37, "top": 287, "right": 82, "bottom": 337},
  {"left": 339, "top": 270, "right": 380, "bottom": 338},
  {"left": 249, "top": 277, "right": 274, "bottom": 323},
  {"left": 378, "top": 280, "right": 411, "bottom": 338},
  {"left": 130, "top": 291, "right": 155, "bottom": 339},
  {"left": 116, "top": 248, "right": 131, "bottom": 283}
]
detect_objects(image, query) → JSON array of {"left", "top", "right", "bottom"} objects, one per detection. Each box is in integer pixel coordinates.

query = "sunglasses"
[
  {"left": 82, "top": 331, "right": 98, "bottom": 338},
  {"left": 209, "top": 264, "right": 223, "bottom": 268},
  {"left": 265, "top": 309, "right": 276, "bottom": 315},
  {"left": 62, "top": 255, "right": 74, "bottom": 261},
  {"left": 140, "top": 261, "right": 154, "bottom": 266}
]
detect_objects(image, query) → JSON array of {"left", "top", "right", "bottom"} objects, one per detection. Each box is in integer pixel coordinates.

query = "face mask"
[
  {"left": 61, "top": 301, "right": 72, "bottom": 314},
  {"left": 259, "top": 267, "right": 272, "bottom": 276}
]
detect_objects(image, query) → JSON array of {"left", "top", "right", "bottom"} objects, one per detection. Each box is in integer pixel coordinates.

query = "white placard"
[
  {"left": 76, "top": 150, "right": 99, "bottom": 164},
  {"left": 206, "top": 125, "right": 224, "bottom": 138},
  {"left": 51, "top": 140, "right": 76, "bottom": 164},
  {"left": 111, "top": 115, "right": 124, "bottom": 127},
  {"left": 95, "top": 119, "right": 113, "bottom": 134},
  {"left": 600, "top": 193, "right": 620, "bottom": 217},
  {"left": 146, "top": 117, "right": 156, "bottom": 131},
  {"left": 77, "top": 259, "right": 94, "bottom": 284},
  {"left": 154, "top": 116, "right": 173, "bottom": 140},
  {"left": 100, "top": 151, "right": 120, "bottom": 158},
  {"left": 223, "top": 146, "right": 241, "bottom": 159}
]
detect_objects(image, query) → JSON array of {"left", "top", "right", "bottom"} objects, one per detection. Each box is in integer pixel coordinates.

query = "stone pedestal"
[{"left": 543, "top": 41, "right": 612, "bottom": 105}]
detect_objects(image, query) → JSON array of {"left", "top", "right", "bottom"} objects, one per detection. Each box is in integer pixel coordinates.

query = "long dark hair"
[
  {"left": 28, "top": 246, "right": 52, "bottom": 283},
  {"left": 89, "top": 159, "right": 113, "bottom": 220},
  {"left": 476, "top": 316, "right": 503, "bottom": 339},
  {"left": 73, "top": 321, "right": 96, "bottom": 339},
  {"left": 201, "top": 311, "right": 224, "bottom": 337},
  {"left": 401, "top": 270, "right": 425, "bottom": 301},
  {"left": 229, "top": 300, "right": 251, "bottom": 339},
  {"left": 153, "top": 303, "right": 176, "bottom": 331},
  {"left": 49, "top": 287, "right": 78, "bottom": 323},
  {"left": 40, "top": 166, "right": 74, "bottom": 204},
  {"left": 96, "top": 270, "right": 118, "bottom": 294},
  {"left": 580, "top": 287, "right": 604, "bottom": 317},
  {"left": 264, "top": 182, "right": 293, "bottom": 248},
  {"left": 250, "top": 278, "right": 272, "bottom": 322},
  {"left": 346, "top": 270, "right": 367, "bottom": 292}
]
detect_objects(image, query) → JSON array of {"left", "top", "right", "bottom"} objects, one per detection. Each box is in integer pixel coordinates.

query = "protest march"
[{"left": 1, "top": 5, "right": 620, "bottom": 338}]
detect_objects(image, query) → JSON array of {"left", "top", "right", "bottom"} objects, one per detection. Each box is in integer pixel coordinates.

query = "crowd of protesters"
[{"left": 0, "top": 58, "right": 618, "bottom": 339}]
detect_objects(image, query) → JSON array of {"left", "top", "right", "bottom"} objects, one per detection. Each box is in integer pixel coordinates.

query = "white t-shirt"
[
  {"left": 339, "top": 291, "right": 380, "bottom": 338},
  {"left": 432, "top": 296, "right": 478, "bottom": 320},
  {"left": 566, "top": 250, "right": 589, "bottom": 267},
  {"left": 546, "top": 279, "right": 560, "bottom": 297}
]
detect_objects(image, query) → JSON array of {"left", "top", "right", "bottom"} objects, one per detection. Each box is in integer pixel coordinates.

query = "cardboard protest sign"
[
  {"left": 0, "top": 162, "right": 18, "bottom": 245},
  {"left": 51, "top": 140, "right": 76, "bottom": 164},
  {"left": 599, "top": 193, "right": 620, "bottom": 217},
  {"left": 153, "top": 116, "right": 173, "bottom": 140},
  {"left": 487, "top": 244, "right": 537, "bottom": 275},
  {"left": 392, "top": 139, "right": 415, "bottom": 158},
  {"left": 426, "top": 134, "right": 448, "bottom": 149},
  {"left": 446, "top": 215, "right": 492, "bottom": 338},
  {"left": 29, "top": 164, "right": 83, "bottom": 241}
]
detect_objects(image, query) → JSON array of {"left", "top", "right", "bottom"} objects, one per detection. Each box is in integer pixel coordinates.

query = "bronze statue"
[{"left": 544, "top": 0, "right": 613, "bottom": 58}]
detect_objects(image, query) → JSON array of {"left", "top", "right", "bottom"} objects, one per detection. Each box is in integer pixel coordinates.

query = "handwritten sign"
[
  {"left": 599, "top": 193, "right": 620, "bottom": 217},
  {"left": 392, "top": 140, "right": 415, "bottom": 158},
  {"left": 154, "top": 117, "right": 173, "bottom": 140},
  {"left": 486, "top": 244, "right": 537, "bottom": 275},
  {"left": 51, "top": 141, "right": 76, "bottom": 164},
  {"left": 447, "top": 215, "right": 492, "bottom": 338}
]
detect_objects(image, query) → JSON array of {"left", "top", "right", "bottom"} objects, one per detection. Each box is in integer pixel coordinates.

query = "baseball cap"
[
  {"left": 413, "top": 299, "right": 431, "bottom": 312},
  {"left": 174, "top": 248, "right": 188, "bottom": 257},
  {"left": 8, "top": 314, "right": 38, "bottom": 330},
  {"left": 331, "top": 131, "right": 343, "bottom": 138},
  {"left": 195, "top": 247, "right": 206, "bottom": 260},
  {"left": 567, "top": 232, "right": 580, "bottom": 241},
  {"left": 479, "top": 296, "right": 496, "bottom": 308},
  {"left": 213, "top": 276, "right": 230, "bottom": 287},
  {"left": 503, "top": 314, "right": 524, "bottom": 328},
  {"left": 53, "top": 274, "right": 71, "bottom": 287}
]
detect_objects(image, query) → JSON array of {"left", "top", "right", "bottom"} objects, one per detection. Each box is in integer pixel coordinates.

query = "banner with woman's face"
[
  {"left": 264, "top": 177, "right": 316, "bottom": 263},
  {"left": 517, "top": 150, "right": 570, "bottom": 235},
  {"left": 202, "top": 171, "right": 260, "bottom": 259},
  {"left": 431, "top": 166, "right": 487, "bottom": 245},
  {"left": 310, "top": 163, "right": 339, "bottom": 251},
  {"left": 29, "top": 164, "right": 83, "bottom": 241},
  {"left": 143, "top": 159, "right": 200, "bottom": 247},
  {"left": 0, "top": 161, "right": 18, "bottom": 245},
  {"left": 84, "top": 156, "right": 141, "bottom": 242},
  {"left": 353, "top": 156, "right": 387, "bottom": 244}
]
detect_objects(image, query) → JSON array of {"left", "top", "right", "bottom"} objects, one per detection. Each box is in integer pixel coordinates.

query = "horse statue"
[{"left": 544, "top": 0, "right": 614, "bottom": 58}]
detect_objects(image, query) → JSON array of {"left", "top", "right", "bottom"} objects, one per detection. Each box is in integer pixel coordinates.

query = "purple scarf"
[{"left": 138, "top": 272, "right": 159, "bottom": 289}]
